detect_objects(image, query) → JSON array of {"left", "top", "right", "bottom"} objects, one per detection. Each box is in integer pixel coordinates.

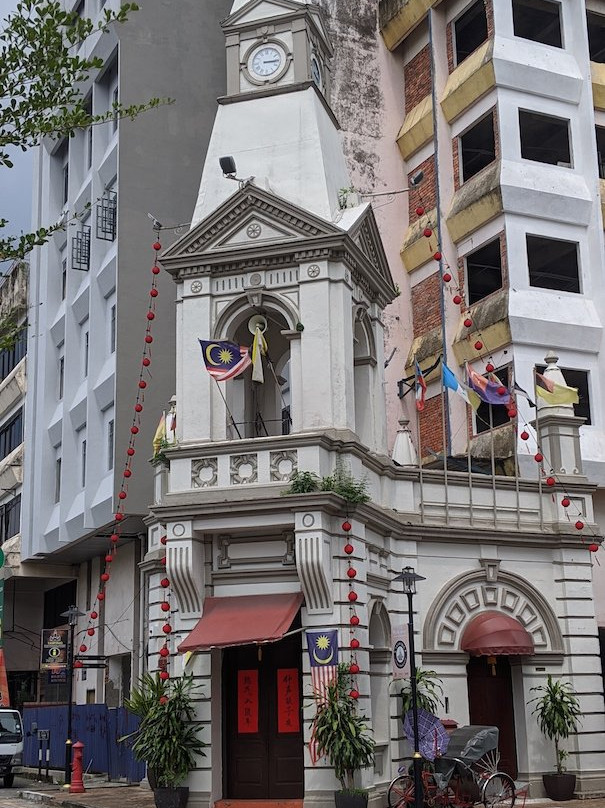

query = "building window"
[
  {"left": 81, "top": 438, "right": 87, "bottom": 487},
  {"left": 83, "top": 330, "right": 89, "bottom": 377},
  {"left": 460, "top": 111, "right": 496, "bottom": 182},
  {"left": 87, "top": 125, "right": 93, "bottom": 170},
  {"left": 96, "top": 190, "right": 117, "bottom": 241},
  {"left": 72, "top": 223, "right": 91, "bottom": 271},
  {"left": 61, "top": 255, "right": 68, "bottom": 300},
  {"left": 588, "top": 12, "right": 605, "bottom": 62},
  {"left": 110, "top": 304, "right": 116, "bottom": 353},
  {"left": 61, "top": 147, "right": 69, "bottom": 207},
  {"left": 596, "top": 127, "right": 605, "bottom": 179},
  {"left": 59, "top": 356, "right": 64, "bottom": 400},
  {"left": 0, "top": 495, "right": 21, "bottom": 544},
  {"left": 0, "top": 409, "right": 23, "bottom": 461},
  {"left": 55, "top": 457, "right": 62, "bottom": 503},
  {"left": 512, "top": 0, "right": 562, "bottom": 48},
  {"left": 107, "top": 419, "right": 114, "bottom": 470},
  {"left": 519, "top": 110, "right": 571, "bottom": 167},
  {"left": 454, "top": 0, "right": 488, "bottom": 65},
  {"left": 466, "top": 238, "right": 503, "bottom": 304},
  {"left": 112, "top": 84, "right": 119, "bottom": 133},
  {"left": 475, "top": 367, "right": 511, "bottom": 434},
  {"left": 536, "top": 366, "right": 591, "bottom": 424},
  {"left": 0, "top": 326, "right": 27, "bottom": 382},
  {"left": 526, "top": 234, "right": 580, "bottom": 293}
]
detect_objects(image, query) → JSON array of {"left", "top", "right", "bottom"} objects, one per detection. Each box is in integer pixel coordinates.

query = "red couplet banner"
[
  {"left": 237, "top": 669, "right": 259, "bottom": 734},
  {"left": 277, "top": 668, "right": 300, "bottom": 734}
]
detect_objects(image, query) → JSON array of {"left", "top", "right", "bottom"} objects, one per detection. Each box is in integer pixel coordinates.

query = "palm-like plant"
[
  {"left": 529, "top": 675, "right": 582, "bottom": 773},
  {"left": 122, "top": 673, "right": 206, "bottom": 789},
  {"left": 312, "top": 664, "right": 375, "bottom": 792},
  {"left": 399, "top": 668, "right": 444, "bottom": 717}
]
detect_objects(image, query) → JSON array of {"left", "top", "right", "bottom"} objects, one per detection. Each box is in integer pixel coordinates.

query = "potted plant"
[
  {"left": 399, "top": 668, "right": 444, "bottom": 717},
  {"left": 311, "top": 663, "right": 375, "bottom": 808},
  {"left": 122, "top": 673, "right": 206, "bottom": 808},
  {"left": 529, "top": 674, "right": 582, "bottom": 801}
]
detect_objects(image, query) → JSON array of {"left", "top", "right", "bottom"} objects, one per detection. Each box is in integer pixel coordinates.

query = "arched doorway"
[{"left": 462, "top": 611, "right": 534, "bottom": 779}]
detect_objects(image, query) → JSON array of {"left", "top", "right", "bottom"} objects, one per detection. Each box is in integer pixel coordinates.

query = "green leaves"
[
  {"left": 311, "top": 664, "right": 375, "bottom": 791},
  {"left": 399, "top": 668, "right": 444, "bottom": 717},
  {"left": 529, "top": 674, "right": 582, "bottom": 773}
]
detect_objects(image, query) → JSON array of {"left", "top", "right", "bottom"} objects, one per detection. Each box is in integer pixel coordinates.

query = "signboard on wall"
[
  {"left": 40, "top": 629, "right": 69, "bottom": 670},
  {"left": 392, "top": 625, "right": 411, "bottom": 680}
]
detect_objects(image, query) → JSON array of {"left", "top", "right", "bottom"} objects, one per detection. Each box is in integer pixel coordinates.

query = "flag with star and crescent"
[
  {"left": 306, "top": 629, "right": 339, "bottom": 699},
  {"left": 199, "top": 340, "right": 252, "bottom": 381}
]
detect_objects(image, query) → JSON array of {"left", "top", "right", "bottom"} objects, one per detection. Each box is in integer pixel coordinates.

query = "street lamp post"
[
  {"left": 394, "top": 566, "right": 426, "bottom": 808},
  {"left": 60, "top": 606, "right": 85, "bottom": 786}
]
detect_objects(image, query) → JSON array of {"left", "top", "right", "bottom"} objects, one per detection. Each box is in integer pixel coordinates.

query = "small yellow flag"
[
  {"left": 251, "top": 326, "right": 267, "bottom": 383},
  {"left": 152, "top": 412, "right": 166, "bottom": 456}
]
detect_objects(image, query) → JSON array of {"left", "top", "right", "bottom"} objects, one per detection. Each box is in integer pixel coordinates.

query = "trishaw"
[{"left": 387, "top": 725, "right": 516, "bottom": 808}]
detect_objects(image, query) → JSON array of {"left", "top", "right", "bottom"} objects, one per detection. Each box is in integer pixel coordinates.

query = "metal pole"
[
  {"left": 407, "top": 590, "right": 423, "bottom": 808},
  {"left": 64, "top": 613, "right": 75, "bottom": 785}
]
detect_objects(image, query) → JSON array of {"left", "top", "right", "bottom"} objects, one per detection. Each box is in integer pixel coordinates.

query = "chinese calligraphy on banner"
[
  {"left": 237, "top": 669, "right": 259, "bottom": 733},
  {"left": 277, "top": 668, "right": 300, "bottom": 733}
]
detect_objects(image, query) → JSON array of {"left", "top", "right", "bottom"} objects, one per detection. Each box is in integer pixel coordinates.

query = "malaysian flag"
[
  {"left": 199, "top": 340, "right": 251, "bottom": 381},
  {"left": 307, "top": 629, "right": 338, "bottom": 764}
]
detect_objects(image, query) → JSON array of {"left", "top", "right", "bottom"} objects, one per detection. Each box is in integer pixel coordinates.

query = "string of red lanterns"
[{"left": 342, "top": 518, "right": 361, "bottom": 700}]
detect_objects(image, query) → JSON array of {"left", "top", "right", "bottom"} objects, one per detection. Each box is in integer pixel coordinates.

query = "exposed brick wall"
[
  {"left": 408, "top": 155, "right": 436, "bottom": 222},
  {"left": 412, "top": 273, "right": 442, "bottom": 335},
  {"left": 404, "top": 45, "right": 431, "bottom": 115},
  {"left": 419, "top": 395, "right": 444, "bottom": 458},
  {"left": 446, "top": 0, "right": 494, "bottom": 74}
]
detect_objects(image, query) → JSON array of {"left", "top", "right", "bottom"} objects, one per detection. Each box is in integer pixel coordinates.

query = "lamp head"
[
  {"left": 409, "top": 170, "right": 424, "bottom": 187},
  {"left": 219, "top": 156, "right": 237, "bottom": 177},
  {"left": 393, "top": 565, "right": 426, "bottom": 594}
]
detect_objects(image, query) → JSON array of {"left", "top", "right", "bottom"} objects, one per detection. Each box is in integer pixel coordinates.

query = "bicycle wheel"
[
  {"left": 482, "top": 772, "right": 515, "bottom": 808},
  {"left": 388, "top": 774, "right": 415, "bottom": 808}
]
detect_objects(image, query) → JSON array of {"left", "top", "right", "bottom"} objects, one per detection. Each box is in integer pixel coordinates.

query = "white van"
[{"left": 0, "top": 709, "right": 23, "bottom": 787}]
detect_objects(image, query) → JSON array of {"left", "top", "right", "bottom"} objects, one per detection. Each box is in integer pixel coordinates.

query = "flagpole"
[
  {"left": 415, "top": 393, "right": 425, "bottom": 523},
  {"left": 510, "top": 366, "right": 521, "bottom": 530},
  {"left": 214, "top": 378, "right": 243, "bottom": 440},
  {"left": 488, "top": 403, "right": 497, "bottom": 528},
  {"left": 534, "top": 367, "right": 544, "bottom": 530},
  {"left": 440, "top": 381, "right": 450, "bottom": 527},
  {"left": 466, "top": 405, "right": 474, "bottom": 527}
]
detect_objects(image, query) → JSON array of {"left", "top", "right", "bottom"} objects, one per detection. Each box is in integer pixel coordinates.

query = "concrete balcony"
[
  {"left": 451, "top": 289, "right": 510, "bottom": 366},
  {"left": 0, "top": 359, "right": 25, "bottom": 422},
  {"left": 446, "top": 160, "right": 502, "bottom": 243},
  {"left": 400, "top": 208, "right": 438, "bottom": 273},
  {"left": 378, "top": 0, "right": 437, "bottom": 51},
  {"left": 592, "top": 61, "right": 605, "bottom": 112},
  {"left": 0, "top": 443, "right": 23, "bottom": 492},
  {"left": 441, "top": 40, "right": 494, "bottom": 124},
  {"left": 396, "top": 95, "right": 433, "bottom": 161}
]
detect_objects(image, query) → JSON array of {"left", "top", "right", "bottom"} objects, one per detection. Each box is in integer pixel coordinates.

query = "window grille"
[
  {"left": 72, "top": 224, "right": 91, "bottom": 271},
  {"left": 96, "top": 191, "right": 117, "bottom": 241}
]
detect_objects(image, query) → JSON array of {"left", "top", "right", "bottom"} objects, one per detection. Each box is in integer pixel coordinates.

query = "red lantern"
[
  {"left": 160, "top": 556, "right": 167, "bottom": 566},
  {"left": 90, "top": 611, "right": 98, "bottom": 620},
  {"left": 348, "top": 591, "right": 358, "bottom": 602},
  {"left": 350, "top": 663, "right": 360, "bottom": 674},
  {"left": 546, "top": 476, "right": 555, "bottom": 487},
  {"left": 159, "top": 647, "right": 170, "bottom": 658},
  {"left": 442, "top": 272, "right": 451, "bottom": 282},
  {"left": 162, "top": 624, "right": 172, "bottom": 634},
  {"left": 433, "top": 251, "right": 442, "bottom": 261},
  {"left": 350, "top": 615, "right": 360, "bottom": 626},
  {"left": 150, "top": 288, "right": 158, "bottom": 298},
  {"left": 161, "top": 602, "right": 170, "bottom": 612},
  {"left": 453, "top": 294, "right": 462, "bottom": 305},
  {"left": 485, "top": 362, "right": 495, "bottom": 372},
  {"left": 118, "top": 491, "right": 127, "bottom": 500},
  {"left": 159, "top": 671, "right": 169, "bottom": 681},
  {"left": 350, "top": 689, "right": 360, "bottom": 700},
  {"left": 160, "top": 578, "right": 170, "bottom": 588},
  {"left": 561, "top": 497, "right": 570, "bottom": 507},
  {"left": 105, "top": 554, "right": 113, "bottom": 563},
  {"left": 124, "top": 468, "right": 132, "bottom": 478},
  {"left": 142, "top": 358, "right": 151, "bottom": 367},
  {"left": 74, "top": 660, "right": 83, "bottom": 669},
  {"left": 101, "top": 572, "right": 110, "bottom": 582},
  {"left": 87, "top": 627, "right": 95, "bottom": 636},
  {"left": 497, "top": 386, "right": 507, "bottom": 396},
  {"left": 79, "top": 644, "right": 87, "bottom": 653},
  {"left": 507, "top": 408, "right": 517, "bottom": 418},
  {"left": 127, "top": 447, "right": 135, "bottom": 456},
  {"left": 575, "top": 520, "right": 584, "bottom": 530},
  {"left": 145, "top": 334, "right": 154, "bottom": 343},
  {"left": 589, "top": 543, "right": 599, "bottom": 553},
  {"left": 415, "top": 206, "right": 425, "bottom": 216},
  {"left": 111, "top": 534, "right": 119, "bottom": 544},
  {"left": 347, "top": 567, "right": 357, "bottom": 579},
  {"left": 152, "top": 266, "right": 161, "bottom": 275},
  {"left": 350, "top": 638, "right": 360, "bottom": 649},
  {"left": 464, "top": 318, "right": 472, "bottom": 328},
  {"left": 130, "top": 426, "right": 139, "bottom": 435},
  {"left": 97, "top": 592, "right": 105, "bottom": 601},
  {"left": 534, "top": 453, "right": 543, "bottom": 463},
  {"left": 115, "top": 512, "right": 124, "bottom": 521},
  {"left": 342, "top": 520, "right": 352, "bottom": 532},
  {"left": 344, "top": 544, "right": 354, "bottom": 555},
  {"left": 160, "top": 535, "right": 168, "bottom": 545},
  {"left": 134, "top": 403, "right": 143, "bottom": 413},
  {"left": 520, "top": 431, "right": 529, "bottom": 440},
  {"left": 423, "top": 227, "right": 432, "bottom": 238},
  {"left": 474, "top": 340, "right": 483, "bottom": 351},
  {"left": 138, "top": 380, "right": 147, "bottom": 389},
  {"left": 147, "top": 311, "right": 155, "bottom": 321},
  {"left": 153, "top": 242, "right": 162, "bottom": 251}
]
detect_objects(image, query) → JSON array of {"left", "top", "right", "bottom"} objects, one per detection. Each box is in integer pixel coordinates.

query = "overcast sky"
[{"left": 0, "top": 0, "right": 34, "bottom": 243}]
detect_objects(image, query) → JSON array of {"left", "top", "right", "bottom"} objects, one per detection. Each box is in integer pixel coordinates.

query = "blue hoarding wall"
[{"left": 22, "top": 704, "right": 145, "bottom": 782}]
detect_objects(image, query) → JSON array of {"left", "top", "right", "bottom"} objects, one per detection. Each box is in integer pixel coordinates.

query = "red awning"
[
  {"left": 178, "top": 592, "right": 303, "bottom": 652},
  {"left": 461, "top": 611, "right": 534, "bottom": 656}
]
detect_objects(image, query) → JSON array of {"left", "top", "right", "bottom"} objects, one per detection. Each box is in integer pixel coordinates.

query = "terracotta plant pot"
[
  {"left": 542, "top": 773, "right": 576, "bottom": 801},
  {"left": 153, "top": 786, "right": 189, "bottom": 808}
]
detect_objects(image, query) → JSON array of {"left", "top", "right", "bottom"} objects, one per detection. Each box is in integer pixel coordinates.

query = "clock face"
[
  {"left": 250, "top": 45, "right": 284, "bottom": 79},
  {"left": 311, "top": 55, "right": 323, "bottom": 89}
]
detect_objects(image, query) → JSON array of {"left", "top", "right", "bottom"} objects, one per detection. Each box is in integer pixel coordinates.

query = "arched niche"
[{"left": 353, "top": 307, "right": 377, "bottom": 448}]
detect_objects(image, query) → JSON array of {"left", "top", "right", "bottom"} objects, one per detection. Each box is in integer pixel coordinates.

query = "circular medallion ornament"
[
  {"left": 307, "top": 264, "right": 320, "bottom": 278},
  {"left": 249, "top": 272, "right": 262, "bottom": 286},
  {"left": 393, "top": 639, "right": 408, "bottom": 670},
  {"left": 247, "top": 223, "right": 262, "bottom": 239},
  {"left": 190, "top": 281, "right": 202, "bottom": 294},
  {"left": 302, "top": 514, "right": 315, "bottom": 528},
  {"left": 172, "top": 523, "right": 185, "bottom": 538}
]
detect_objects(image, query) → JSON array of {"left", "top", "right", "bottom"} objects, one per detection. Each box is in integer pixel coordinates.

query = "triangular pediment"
[
  {"left": 224, "top": 0, "right": 332, "bottom": 54},
  {"left": 160, "top": 183, "right": 342, "bottom": 263},
  {"left": 344, "top": 205, "right": 396, "bottom": 292}
]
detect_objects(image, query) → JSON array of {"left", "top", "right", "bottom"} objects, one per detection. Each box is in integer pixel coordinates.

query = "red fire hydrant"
[{"left": 69, "top": 741, "right": 86, "bottom": 794}]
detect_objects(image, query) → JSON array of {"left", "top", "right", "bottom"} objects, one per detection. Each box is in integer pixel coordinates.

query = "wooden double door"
[{"left": 223, "top": 630, "right": 304, "bottom": 799}]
